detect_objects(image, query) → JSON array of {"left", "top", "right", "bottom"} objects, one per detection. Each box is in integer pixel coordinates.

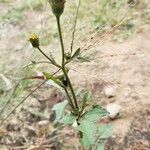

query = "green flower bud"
[
  {"left": 48, "top": 0, "right": 66, "bottom": 17},
  {"left": 65, "top": 52, "right": 71, "bottom": 61},
  {"left": 56, "top": 75, "right": 68, "bottom": 87},
  {"left": 28, "top": 33, "right": 39, "bottom": 48}
]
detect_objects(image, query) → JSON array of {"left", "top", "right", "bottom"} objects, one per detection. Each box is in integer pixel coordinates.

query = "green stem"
[
  {"left": 63, "top": 68, "right": 79, "bottom": 109},
  {"left": 56, "top": 16, "right": 65, "bottom": 66},
  {"left": 64, "top": 87, "right": 75, "bottom": 109},
  {"left": 37, "top": 47, "right": 61, "bottom": 69},
  {"left": 56, "top": 16, "right": 79, "bottom": 109},
  {"left": 23, "top": 61, "right": 52, "bottom": 68}
]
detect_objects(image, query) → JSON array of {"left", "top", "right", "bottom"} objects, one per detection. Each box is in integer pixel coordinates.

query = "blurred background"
[{"left": 0, "top": 0, "right": 150, "bottom": 149}]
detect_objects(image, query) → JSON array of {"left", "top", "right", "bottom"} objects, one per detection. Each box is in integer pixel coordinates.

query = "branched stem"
[
  {"left": 62, "top": 68, "right": 79, "bottom": 109},
  {"left": 56, "top": 16, "right": 79, "bottom": 109},
  {"left": 37, "top": 47, "right": 61, "bottom": 69}
]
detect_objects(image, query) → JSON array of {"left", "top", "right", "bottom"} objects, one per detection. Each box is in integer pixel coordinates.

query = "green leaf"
[
  {"left": 72, "top": 48, "right": 81, "bottom": 59},
  {"left": 76, "top": 56, "right": 90, "bottom": 62},
  {"left": 80, "top": 136, "right": 91, "bottom": 150},
  {"left": 78, "top": 120, "right": 97, "bottom": 149},
  {"left": 98, "top": 124, "right": 113, "bottom": 139},
  {"left": 43, "top": 72, "right": 63, "bottom": 87},
  {"left": 83, "top": 90, "right": 92, "bottom": 104},
  {"left": 97, "top": 142, "right": 105, "bottom": 150},
  {"left": 52, "top": 100, "right": 68, "bottom": 122},
  {"left": 60, "top": 114, "right": 77, "bottom": 125},
  {"left": 83, "top": 105, "right": 109, "bottom": 122},
  {"left": 43, "top": 72, "right": 53, "bottom": 79}
]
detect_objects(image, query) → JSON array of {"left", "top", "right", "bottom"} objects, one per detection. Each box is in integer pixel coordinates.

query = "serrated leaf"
[
  {"left": 80, "top": 136, "right": 91, "bottom": 150},
  {"left": 98, "top": 124, "right": 113, "bottom": 139},
  {"left": 60, "top": 114, "right": 77, "bottom": 125},
  {"left": 83, "top": 105, "right": 109, "bottom": 122},
  {"left": 78, "top": 120, "right": 97, "bottom": 149},
  {"left": 83, "top": 90, "right": 92, "bottom": 104},
  {"left": 52, "top": 100, "right": 68, "bottom": 122}
]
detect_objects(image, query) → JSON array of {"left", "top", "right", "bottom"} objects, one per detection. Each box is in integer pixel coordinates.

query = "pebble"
[
  {"left": 106, "top": 103, "right": 122, "bottom": 119},
  {"left": 104, "top": 86, "right": 116, "bottom": 98},
  {"left": 38, "top": 120, "right": 49, "bottom": 127}
]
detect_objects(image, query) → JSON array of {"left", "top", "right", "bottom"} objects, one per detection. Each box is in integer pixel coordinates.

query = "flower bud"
[
  {"left": 65, "top": 52, "right": 71, "bottom": 61},
  {"left": 48, "top": 0, "right": 65, "bottom": 17},
  {"left": 28, "top": 33, "right": 39, "bottom": 48}
]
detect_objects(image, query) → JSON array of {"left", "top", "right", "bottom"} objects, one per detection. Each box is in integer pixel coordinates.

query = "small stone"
[
  {"left": 104, "top": 86, "right": 116, "bottom": 98},
  {"left": 106, "top": 103, "right": 122, "bottom": 119},
  {"left": 38, "top": 120, "right": 49, "bottom": 127}
]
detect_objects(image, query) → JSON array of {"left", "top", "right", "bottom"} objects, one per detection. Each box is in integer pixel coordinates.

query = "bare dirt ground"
[
  {"left": 1, "top": 27, "right": 149, "bottom": 150},
  {"left": 0, "top": 1, "right": 150, "bottom": 150},
  {"left": 70, "top": 27, "right": 150, "bottom": 150}
]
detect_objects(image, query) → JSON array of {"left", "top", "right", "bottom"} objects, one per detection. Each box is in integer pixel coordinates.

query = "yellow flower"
[
  {"left": 48, "top": 0, "right": 66, "bottom": 17},
  {"left": 28, "top": 33, "right": 39, "bottom": 48}
]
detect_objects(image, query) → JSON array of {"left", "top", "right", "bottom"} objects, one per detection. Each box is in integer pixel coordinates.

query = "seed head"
[
  {"left": 28, "top": 33, "right": 40, "bottom": 48},
  {"left": 48, "top": 0, "right": 66, "bottom": 17}
]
